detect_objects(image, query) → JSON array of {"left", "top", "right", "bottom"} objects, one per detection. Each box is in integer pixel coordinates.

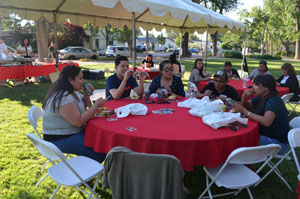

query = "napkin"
[
  {"left": 114, "top": 103, "right": 148, "bottom": 118},
  {"left": 188, "top": 99, "right": 224, "bottom": 117},
  {"left": 202, "top": 112, "right": 248, "bottom": 129},
  {"left": 177, "top": 96, "right": 209, "bottom": 109}
]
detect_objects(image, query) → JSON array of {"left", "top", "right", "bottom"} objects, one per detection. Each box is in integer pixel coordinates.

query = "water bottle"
[{"left": 242, "top": 78, "right": 247, "bottom": 88}]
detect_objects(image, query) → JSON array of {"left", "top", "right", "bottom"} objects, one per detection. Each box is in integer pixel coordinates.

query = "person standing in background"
[
  {"left": 48, "top": 41, "right": 56, "bottom": 62},
  {"left": 17, "top": 38, "right": 34, "bottom": 57}
]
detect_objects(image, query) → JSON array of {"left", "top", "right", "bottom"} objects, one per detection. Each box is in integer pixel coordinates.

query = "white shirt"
[
  {"left": 280, "top": 75, "right": 289, "bottom": 84},
  {"left": 0, "top": 42, "right": 8, "bottom": 54},
  {"left": 17, "top": 45, "right": 33, "bottom": 56}
]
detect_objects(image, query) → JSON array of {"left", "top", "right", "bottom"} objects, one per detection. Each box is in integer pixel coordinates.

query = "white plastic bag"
[
  {"left": 114, "top": 103, "right": 148, "bottom": 118},
  {"left": 177, "top": 96, "right": 209, "bottom": 109},
  {"left": 188, "top": 99, "right": 224, "bottom": 117},
  {"left": 202, "top": 112, "right": 248, "bottom": 129}
]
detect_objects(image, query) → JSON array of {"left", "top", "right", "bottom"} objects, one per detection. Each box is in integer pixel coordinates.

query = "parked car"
[
  {"left": 59, "top": 46, "right": 98, "bottom": 60},
  {"left": 136, "top": 45, "right": 146, "bottom": 52},
  {"left": 105, "top": 46, "right": 130, "bottom": 57},
  {"left": 97, "top": 47, "right": 107, "bottom": 56},
  {"left": 188, "top": 48, "right": 199, "bottom": 54}
]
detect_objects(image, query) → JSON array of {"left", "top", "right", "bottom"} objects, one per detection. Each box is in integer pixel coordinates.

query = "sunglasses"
[{"left": 163, "top": 67, "right": 174, "bottom": 72}]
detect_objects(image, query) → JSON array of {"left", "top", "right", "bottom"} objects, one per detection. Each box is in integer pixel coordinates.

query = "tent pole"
[
  {"left": 204, "top": 25, "right": 209, "bottom": 73},
  {"left": 54, "top": 12, "right": 58, "bottom": 71},
  {"left": 132, "top": 12, "right": 136, "bottom": 71},
  {"left": 179, "top": 32, "right": 182, "bottom": 61}
]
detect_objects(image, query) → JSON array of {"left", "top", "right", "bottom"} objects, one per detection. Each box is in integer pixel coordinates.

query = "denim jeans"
[
  {"left": 48, "top": 130, "right": 106, "bottom": 163},
  {"left": 260, "top": 135, "right": 289, "bottom": 155}
]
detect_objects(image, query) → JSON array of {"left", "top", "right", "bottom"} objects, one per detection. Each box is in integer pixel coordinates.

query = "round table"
[
  {"left": 198, "top": 79, "right": 289, "bottom": 98},
  {"left": 84, "top": 99, "right": 259, "bottom": 171}
]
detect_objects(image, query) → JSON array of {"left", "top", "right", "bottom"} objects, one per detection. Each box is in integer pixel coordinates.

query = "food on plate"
[
  {"left": 97, "top": 107, "right": 115, "bottom": 117},
  {"left": 167, "top": 95, "right": 177, "bottom": 99}
]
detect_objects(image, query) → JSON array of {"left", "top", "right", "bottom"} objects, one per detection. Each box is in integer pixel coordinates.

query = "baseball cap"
[{"left": 214, "top": 70, "right": 228, "bottom": 81}]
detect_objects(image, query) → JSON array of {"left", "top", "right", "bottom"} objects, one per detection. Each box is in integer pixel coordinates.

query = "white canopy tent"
[{"left": 0, "top": 0, "right": 247, "bottom": 67}]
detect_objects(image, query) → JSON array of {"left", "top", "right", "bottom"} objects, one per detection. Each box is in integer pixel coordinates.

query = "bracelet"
[{"left": 247, "top": 111, "right": 251, "bottom": 117}]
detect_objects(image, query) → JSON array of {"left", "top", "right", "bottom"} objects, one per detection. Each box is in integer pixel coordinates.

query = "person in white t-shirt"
[
  {"left": 17, "top": 38, "right": 34, "bottom": 57},
  {"left": 0, "top": 39, "right": 8, "bottom": 55}
]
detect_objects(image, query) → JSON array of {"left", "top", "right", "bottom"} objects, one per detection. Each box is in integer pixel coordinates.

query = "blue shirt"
[
  {"left": 148, "top": 75, "right": 185, "bottom": 97},
  {"left": 105, "top": 73, "right": 138, "bottom": 100},
  {"left": 251, "top": 96, "right": 290, "bottom": 143}
]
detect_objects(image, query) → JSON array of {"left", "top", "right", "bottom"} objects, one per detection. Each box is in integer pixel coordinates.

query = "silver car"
[
  {"left": 59, "top": 46, "right": 98, "bottom": 60},
  {"left": 105, "top": 46, "right": 130, "bottom": 57}
]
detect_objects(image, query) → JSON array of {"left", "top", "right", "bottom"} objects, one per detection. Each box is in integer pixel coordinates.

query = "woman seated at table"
[
  {"left": 223, "top": 61, "right": 240, "bottom": 79},
  {"left": 188, "top": 58, "right": 211, "bottom": 86},
  {"left": 249, "top": 60, "right": 271, "bottom": 80},
  {"left": 169, "top": 54, "right": 182, "bottom": 77},
  {"left": 233, "top": 74, "right": 289, "bottom": 154},
  {"left": 141, "top": 54, "right": 154, "bottom": 68},
  {"left": 276, "top": 63, "right": 300, "bottom": 102},
  {"left": 42, "top": 65, "right": 107, "bottom": 163},
  {"left": 17, "top": 38, "right": 34, "bottom": 57},
  {"left": 148, "top": 60, "right": 185, "bottom": 97}
]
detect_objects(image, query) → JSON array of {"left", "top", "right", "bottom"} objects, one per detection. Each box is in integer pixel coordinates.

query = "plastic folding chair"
[
  {"left": 90, "top": 89, "right": 106, "bottom": 105},
  {"left": 27, "top": 133, "right": 103, "bottom": 199},
  {"left": 27, "top": 105, "right": 43, "bottom": 139},
  {"left": 198, "top": 144, "right": 281, "bottom": 199},
  {"left": 288, "top": 128, "right": 300, "bottom": 186},
  {"left": 290, "top": 116, "right": 300, "bottom": 129},
  {"left": 281, "top": 93, "right": 294, "bottom": 104}
]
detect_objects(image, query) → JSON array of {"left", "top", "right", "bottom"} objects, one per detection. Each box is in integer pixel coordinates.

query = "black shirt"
[
  {"left": 277, "top": 75, "right": 300, "bottom": 102},
  {"left": 200, "top": 82, "right": 241, "bottom": 101},
  {"left": 141, "top": 59, "right": 154, "bottom": 67}
]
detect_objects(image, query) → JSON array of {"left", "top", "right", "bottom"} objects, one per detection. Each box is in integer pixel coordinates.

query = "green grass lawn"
[{"left": 0, "top": 58, "right": 300, "bottom": 198}]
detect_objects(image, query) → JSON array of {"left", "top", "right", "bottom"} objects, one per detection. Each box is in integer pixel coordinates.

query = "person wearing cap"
[
  {"left": 196, "top": 70, "right": 241, "bottom": 101},
  {"left": 249, "top": 60, "right": 271, "bottom": 80},
  {"left": 223, "top": 61, "right": 240, "bottom": 79}
]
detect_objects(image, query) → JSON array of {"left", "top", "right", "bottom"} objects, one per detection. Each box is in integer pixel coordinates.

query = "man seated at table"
[
  {"left": 195, "top": 70, "right": 241, "bottom": 102},
  {"left": 106, "top": 56, "right": 147, "bottom": 100}
]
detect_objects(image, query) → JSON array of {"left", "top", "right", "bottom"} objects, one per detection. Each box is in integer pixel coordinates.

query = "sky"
[{"left": 226, "top": 0, "right": 264, "bottom": 20}]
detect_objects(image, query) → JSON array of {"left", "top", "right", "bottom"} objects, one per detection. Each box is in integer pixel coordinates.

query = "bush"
[
  {"left": 274, "top": 51, "right": 282, "bottom": 56},
  {"left": 247, "top": 54, "right": 281, "bottom": 60},
  {"left": 223, "top": 51, "right": 243, "bottom": 58}
]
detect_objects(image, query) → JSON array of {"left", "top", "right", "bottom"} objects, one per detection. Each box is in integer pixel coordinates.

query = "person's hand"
[
  {"left": 204, "top": 89, "right": 212, "bottom": 97},
  {"left": 124, "top": 69, "right": 132, "bottom": 82},
  {"left": 216, "top": 96, "right": 227, "bottom": 102},
  {"left": 242, "top": 89, "right": 253, "bottom": 99},
  {"left": 138, "top": 71, "right": 149, "bottom": 81},
  {"left": 232, "top": 103, "right": 247, "bottom": 115},
  {"left": 165, "top": 86, "right": 174, "bottom": 96},
  {"left": 95, "top": 98, "right": 107, "bottom": 108}
]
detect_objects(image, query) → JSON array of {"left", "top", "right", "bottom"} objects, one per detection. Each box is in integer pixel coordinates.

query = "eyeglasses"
[
  {"left": 163, "top": 67, "right": 174, "bottom": 72},
  {"left": 213, "top": 79, "right": 225, "bottom": 84}
]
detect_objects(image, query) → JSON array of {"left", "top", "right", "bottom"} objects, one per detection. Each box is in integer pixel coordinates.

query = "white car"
[
  {"left": 105, "top": 46, "right": 130, "bottom": 57},
  {"left": 59, "top": 46, "right": 98, "bottom": 60}
]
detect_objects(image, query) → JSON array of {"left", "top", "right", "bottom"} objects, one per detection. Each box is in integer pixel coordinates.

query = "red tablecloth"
[
  {"left": 130, "top": 66, "right": 161, "bottom": 80},
  {"left": 84, "top": 99, "right": 259, "bottom": 171},
  {"left": 198, "top": 79, "right": 289, "bottom": 97},
  {"left": 0, "top": 63, "right": 79, "bottom": 80}
]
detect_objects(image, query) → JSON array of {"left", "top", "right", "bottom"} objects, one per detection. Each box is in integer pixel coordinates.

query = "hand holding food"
[
  {"left": 95, "top": 98, "right": 107, "bottom": 108},
  {"left": 96, "top": 107, "right": 115, "bottom": 117},
  {"left": 242, "top": 89, "right": 253, "bottom": 99}
]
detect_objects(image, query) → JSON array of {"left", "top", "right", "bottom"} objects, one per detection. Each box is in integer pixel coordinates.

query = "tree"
[
  {"left": 157, "top": 33, "right": 166, "bottom": 45},
  {"left": 240, "top": 7, "right": 269, "bottom": 55},
  {"left": 220, "top": 32, "right": 244, "bottom": 50},
  {"left": 193, "top": 0, "right": 240, "bottom": 56},
  {"left": 98, "top": 24, "right": 119, "bottom": 48},
  {"left": 189, "top": 34, "right": 199, "bottom": 41}
]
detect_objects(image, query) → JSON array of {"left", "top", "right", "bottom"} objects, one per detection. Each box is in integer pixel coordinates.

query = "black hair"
[
  {"left": 224, "top": 61, "right": 232, "bottom": 67},
  {"left": 193, "top": 58, "right": 205, "bottom": 77},
  {"left": 42, "top": 65, "right": 81, "bottom": 112},
  {"left": 115, "top": 56, "right": 129, "bottom": 66},
  {"left": 159, "top": 60, "right": 171, "bottom": 71},
  {"left": 259, "top": 60, "right": 268, "bottom": 72},
  {"left": 21, "top": 38, "right": 30, "bottom": 47},
  {"left": 253, "top": 74, "right": 278, "bottom": 115},
  {"left": 169, "top": 54, "right": 177, "bottom": 63}
]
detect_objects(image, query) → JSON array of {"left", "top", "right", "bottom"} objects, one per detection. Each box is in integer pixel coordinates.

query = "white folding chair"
[
  {"left": 90, "top": 89, "right": 106, "bottom": 105},
  {"left": 27, "top": 105, "right": 43, "bottom": 139},
  {"left": 281, "top": 93, "right": 294, "bottom": 104},
  {"left": 27, "top": 133, "right": 103, "bottom": 199},
  {"left": 290, "top": 117, "right": 300, "bottom": 129},
  {"left": 281, "top": 93, "right": 300, "bottom": 116},
  {"left": 198, "top": 144, "right": 281, "bottom": 199},
  {"left": 288, "top": 128, "right": 300, "bottom": 183}
]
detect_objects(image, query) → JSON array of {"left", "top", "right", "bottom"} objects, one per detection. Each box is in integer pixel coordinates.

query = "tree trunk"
[
  {"left": 285, "top": 40, "right": 290, "bottom": 56},
  {"left": 270, "top": 40, "right": 273, "bottom": 55},
  {"left": 123, "top": 25, "right": 133, "bottom": 58},
  {"left": 36, "top": 16, "right": 49, "bottom": 62},
  {"left": 181, "top": 32, "right": 191, "bottom": 57},
  {"left": 210, "top": 32, "right": 218, "bottom": 56},
  {"left": 295, "top": 1, "right": 300, "bottom": 59},
  {"left": 146, "top": 31, "right": 149, "bottom": 53}
]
